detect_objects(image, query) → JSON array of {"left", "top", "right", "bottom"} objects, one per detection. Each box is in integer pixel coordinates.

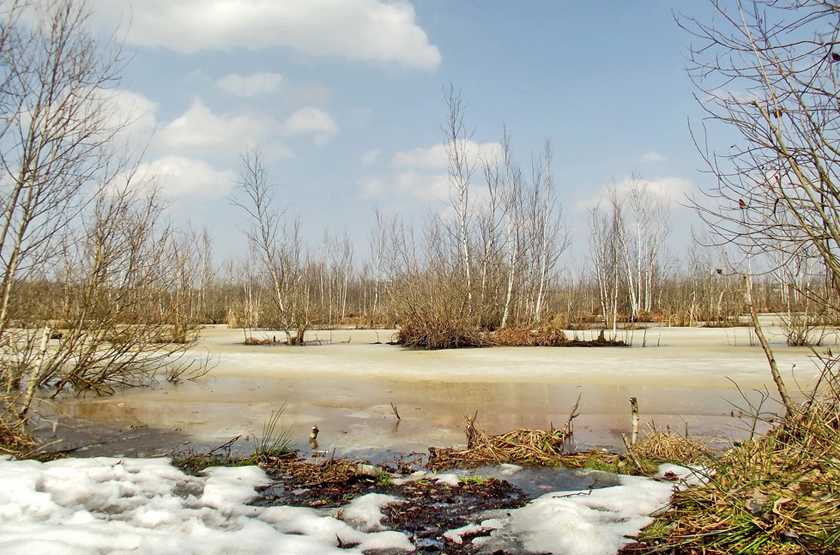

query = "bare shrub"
[
  {"left": 395, "top": 309, "right": 488, "bottom": 350},
  {"left": 492, "top": 326, "right": 567, "bottom": 347}
]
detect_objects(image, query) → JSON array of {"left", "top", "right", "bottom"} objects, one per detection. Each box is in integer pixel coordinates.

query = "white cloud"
[
  {"left": 641, "top": 151, "right": 666, "bottom": 163},
  {"left": 158, "top": 98, "right": 274, "bottom": 155},
  {"left": 361, "top": 170, "right": 447, "bottom": 201},
  {"left": 395, "top": 170, "right": 448, "bottom": 200},
  {"left": 574, "top": 176, "right": 694, "bottom": 212},
  {"left": 137, "top": 156, "right": 236, "bottom": 197},
  {"left": 359, "top": 149, "right": 381, "bottom": 165},
  {"left": 392, "top": 141, "right": 503, "bottom": 170},
  {"left": 361, "top": 175, "right": 386, "bottom": 196},
  {"left": 215, "top": 72, "right": 282, "bottom": 97},
  {"left": 280, "top": 107, "right": 339, "bottom": 146},
  {"left": 91, "top": 0, "right": 441, "bottom": 70},
  {"left": 393, "top": 144, "right": 447, "bottom": 169}
]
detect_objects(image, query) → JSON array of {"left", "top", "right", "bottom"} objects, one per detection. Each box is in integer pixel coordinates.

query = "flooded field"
[{"left": 35, "top": 324, "right": 830, "bottom": 459}]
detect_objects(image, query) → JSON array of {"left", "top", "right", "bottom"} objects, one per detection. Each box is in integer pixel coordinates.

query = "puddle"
[{"left": 466, "top": 464, "right": 620, "bottom": 498}]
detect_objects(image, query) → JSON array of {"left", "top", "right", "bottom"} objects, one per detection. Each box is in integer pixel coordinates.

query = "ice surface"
[{"left": 43, "top": 324, "right": 820, "bottom": 459}]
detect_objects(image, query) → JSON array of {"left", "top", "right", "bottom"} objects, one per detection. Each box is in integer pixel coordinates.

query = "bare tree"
[
  {"left": 527, "top": 140, "right": 570, "bottom": 322},
  {"left": 683, "top": 0, "right": 840, "bottom": 303},
  {"left": 0, "top": 0, "right": 129, "bottom": 341},
  {"left": 443, "top": 85, "right": 475, "bottom": 312},
  {"left": 680, "top": 0, "right": 840, "bottom": 413},
  {"left": 232, "top": 149, "right": 313, "bottom": 344},
  {"left": 590, "top": 189, "right": 625, "bottom": 337}
]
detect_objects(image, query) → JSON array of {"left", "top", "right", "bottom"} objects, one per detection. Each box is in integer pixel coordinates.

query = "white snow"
[
  {"left": 0, "top": 456, "right": 412, "bottom": 555},
  {"left": 0, "top": 456, "right": 695, "bottom": 555},
  {"left": 472, "top": 464, "right": 697, "bottom": 555},
  {"left": 337, "top": 492, "right": 405, "bottom": 532}
]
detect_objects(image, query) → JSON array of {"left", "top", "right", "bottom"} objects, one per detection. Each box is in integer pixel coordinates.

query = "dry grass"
[
  {"left": 0, "top": 411, "right": 35, "bottom": 456},
  {"left": 631, "top": 430, "right": 714, "bottom": 466},
  {"left": 492, "top": 326, "right": 567, "bottom": 346},
  {"left": 635, "top": 380, "right": 840, "bottom": 554},
  {"left": 394, "top": 310, "right": 488, "bottom": 350},
  {"left": 244, "top": 336, "right": 275, "bottom": 346}
]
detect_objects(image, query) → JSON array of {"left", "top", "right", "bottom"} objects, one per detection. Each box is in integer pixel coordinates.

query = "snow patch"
[
  {"left": 0, "top": 457, "right": 413, "bottom": 555},
  {"left": 471, "top": 468, "right": 679, "bottom": 555},
  {"left": 433, "top": 473, "right": 461, "bottom": 487},
  {"left": 338, "top": 492, "right": 405, "bottom": 532}
]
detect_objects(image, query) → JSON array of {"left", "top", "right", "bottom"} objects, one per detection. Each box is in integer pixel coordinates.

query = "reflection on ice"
[{"left": 35, "top": 325, "right": 823, "bottom": 458}]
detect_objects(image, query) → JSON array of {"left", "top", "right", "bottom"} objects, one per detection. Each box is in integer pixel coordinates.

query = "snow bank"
[
  {"left": 0, "top": 457, "right": 412, "bottom": 555},
  {"left": 470, "top": 465, "right": 694, "bottom": 555}
]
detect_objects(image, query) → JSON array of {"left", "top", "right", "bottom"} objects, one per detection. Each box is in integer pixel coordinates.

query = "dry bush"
[
  {"left": 395, "top": 309, "right": 488, "bottom": 350},
  {"left": 492, "top": 326, "right": 567, "bottom": 346},
  {"left": 545, "top": 312, "right": 570, "bottom": 329},
  {"left": 0, "top": 406, "right": 35, "bottom": 456},
  {"left": 634, "top": 310, "right": 664, "bottom": 323}
]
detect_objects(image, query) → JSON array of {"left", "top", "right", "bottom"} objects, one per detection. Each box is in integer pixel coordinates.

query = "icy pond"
[
  {"left": 36, "top": 322, "right": 826, "bottom": 459},
  {"left": 9, "top": 323, "right": 828, "bottom": 555}
]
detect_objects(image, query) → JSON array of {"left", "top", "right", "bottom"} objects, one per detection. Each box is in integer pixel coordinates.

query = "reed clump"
[
  {"left": 492, "top": 326, "right": 567, "bottom": 346},
  {"left": 635, "top": 385, "right": 840, "bottom": 554},
  {"left": 631, "top": 430, "right": 714, "bottom": 466},
  {"left": 394, "top": 310, "right": 488, "bottom": 350}
]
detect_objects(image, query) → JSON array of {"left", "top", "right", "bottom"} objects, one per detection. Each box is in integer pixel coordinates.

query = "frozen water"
[{"left": 37, "top": 325, "right": 821, "bottom": 459}]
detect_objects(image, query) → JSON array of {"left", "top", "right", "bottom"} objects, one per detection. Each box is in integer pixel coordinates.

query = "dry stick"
[
  {"left": 621, "top": 433, "right": 645, "bottom": 473},
  {"left": 390, "top": 402, "right": 401, "bottom": 420},
  {"left": 563, "top": 393, "right": 582, "bottom": 438},
  {"left": 744, "top": 275, "right": 795, "bottom": 417},
  {"left": 630, "top": 397, "right": 640, "bottom": 445}
]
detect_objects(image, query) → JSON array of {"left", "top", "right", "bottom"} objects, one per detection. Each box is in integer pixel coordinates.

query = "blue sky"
[{"left": 87, "top": 0, "right": 723, "bottom": 264}]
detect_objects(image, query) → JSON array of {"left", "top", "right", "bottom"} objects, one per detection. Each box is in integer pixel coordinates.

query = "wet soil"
[{"left": 252, "top": 455, "right": 529, "bottom": 554}]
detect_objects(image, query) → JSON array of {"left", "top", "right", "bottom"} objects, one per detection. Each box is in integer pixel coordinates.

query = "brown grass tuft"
[
  {"left": 394, "top": 310, "right": 488, "bottom": 350},
  {"left": 492, "top": 326, "right": 567, "bottom": 346},
  {"left": 634, "top": 380, "right": 840, "bottom": 554}
]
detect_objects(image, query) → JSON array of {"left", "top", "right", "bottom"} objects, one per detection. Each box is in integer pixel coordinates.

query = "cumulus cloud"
[
  {"left": 392, "top": 141, "right": 503, "bottom": 169},
  {"left": 135, "top": 156, "right": 236, "bottom": 197},
  {"left": 91, "top": 0, "right": 441, "bottom": 70},
  {"left": 280, "top": 107, "right": 339, "bottom": 145},
  {"left": 393, "top": 144, "right": 447, "bottom": 169},
  {"left": 641, "top": 151, "right": 666, "bottom": 163},
  {"left": 215, "top": 72, "right": 282, "bottom": 97},
  {"left": 575, "top": 175, "right": 694, "bottom": 212},
  {"left": 157, "top": 98, "right": 273, "bottom": 154},
  {"left": 362, "top": 170, "right": 447, "bottom": 201}
]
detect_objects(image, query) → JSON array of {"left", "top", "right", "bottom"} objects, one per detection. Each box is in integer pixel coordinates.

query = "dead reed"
[
  {"left": 492, "top": 326, "right": 568, "bottom": 346},
  {"left": 394, "top": 310, "right": 488, "bottom": 350},
  {"left": 0, "top": 413, "right": 34, "bottom": 456},
  {"left": 631, "top": 430, "right": 713, "bottom": 466},
  {"left": 635, "top": 388, "right": 840, "bottom": 554}
]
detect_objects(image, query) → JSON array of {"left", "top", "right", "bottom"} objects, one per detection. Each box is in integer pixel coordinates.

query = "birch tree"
[
  {"left": 443, "top": 85, "right": 475, "bottom": 312},
  {"left": 0, "top": 0, "right": 129, "bottom": 341}
]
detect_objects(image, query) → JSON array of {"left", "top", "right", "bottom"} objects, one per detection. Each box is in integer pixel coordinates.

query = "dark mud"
[{"left": 254, "top": 456, "right": 529, "bottom": 554}]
